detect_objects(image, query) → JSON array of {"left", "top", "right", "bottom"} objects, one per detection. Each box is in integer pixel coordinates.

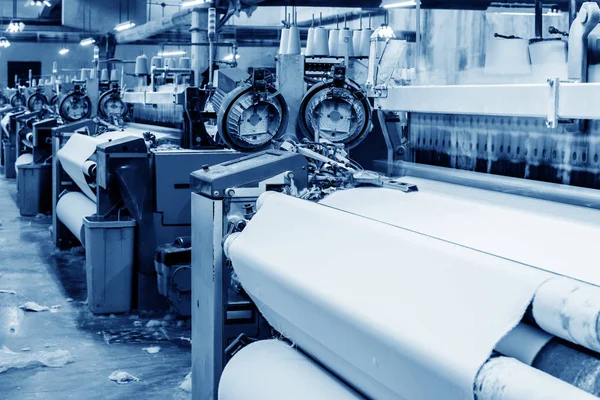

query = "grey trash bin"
[{"left": 83, "top": 216, "right": 136, "bottom": 314}]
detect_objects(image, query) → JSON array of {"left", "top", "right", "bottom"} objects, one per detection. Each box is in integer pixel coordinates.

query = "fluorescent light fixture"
[
  {"left": 496, "top": 10, "right": 562, "bottom": 16},
  {"left": 80, "top": 37, "right": 95, "bottom": 46},
  {"left": 181, "top": 0, "right": 205, "bottom": 8},
  {"left": 0, "top": 37, "right": 11, "bottom": 48},
  {"left": 43, "top": 0, "right": 52, "bottom": 6},
  {"left": 223, "top": 53, "right": 240, "bottom": 62},
  {"left": 59, "top": 48, "right": 69, "bottom": 55},
  {"left": 487, "top": 4, "right": 563, "bottom": 17},
  {"left": 158, "top": 50, "right": 186, "bottom": 56},
  {"left": 383, "top": 0, "right": 417, "bottom": 8},
  {"left": 115, "top": 21, "right": 136, "bottom": 31}
]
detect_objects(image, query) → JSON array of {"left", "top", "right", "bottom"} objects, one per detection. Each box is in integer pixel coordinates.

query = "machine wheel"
[
  {"left": 217, "top": 84, "right": 288, "bottom": 152},
  {"left": 58, "top": 92, "right": 92, "bottom": 122},
  {"left": 297, "top": 79, "right": 372, "bottom": 149}
]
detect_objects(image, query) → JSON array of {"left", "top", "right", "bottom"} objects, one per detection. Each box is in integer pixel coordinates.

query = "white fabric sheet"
[
  {"left": 321, "top": 177, "right": 600, "bottom": 286},
  {"left": 227, "top": 193, "right": 551, "bottom": 400},
  {"left": 57, "top": 130, "right": 152, "bottom": 201},
  {"left": 219, "top": 340, "right": 363, "bottom": 400}
]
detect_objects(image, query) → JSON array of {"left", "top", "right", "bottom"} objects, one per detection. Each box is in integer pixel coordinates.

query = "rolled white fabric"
[
  {"left": 320, "top": 178, "right": 600, "bottom": 287},
  {"left": 56, "top": 191, "right": 96, "bottom": 244},
  {"left": 227, "top": 193, "right": 551, "bottom": 400},
  {"left": 219, "top": 340, "right": 363, "bottom": 400},
  {"left": 15, "top": 153, "right": 33, "bottom": 179},
  {"left": 494, "top": 323, "right": 553, "bottom": 366}
]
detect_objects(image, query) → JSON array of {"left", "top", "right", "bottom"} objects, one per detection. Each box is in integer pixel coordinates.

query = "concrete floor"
[{"left": 0, "top": 176, "right": 192, "bottom": 399}]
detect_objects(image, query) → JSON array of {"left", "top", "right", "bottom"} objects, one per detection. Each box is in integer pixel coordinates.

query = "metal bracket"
[{"left": 546, "top": 78, "right": 560, "bottom": 129}]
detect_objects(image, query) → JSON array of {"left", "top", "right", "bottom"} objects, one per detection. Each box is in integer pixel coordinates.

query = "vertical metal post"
[
  {"left": 191, "top": 8, "right": 208, "bottom": 88},
  {"left": 535, "top": 0, "right": 543, "bottom": 39},
  {"left": 415, "top": 0, "right": 421, "bottom": 72}
]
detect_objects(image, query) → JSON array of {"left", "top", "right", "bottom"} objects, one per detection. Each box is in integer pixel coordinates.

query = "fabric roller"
[
  {"left": 56, "top": 191, "right": 95, "bottom": 244},
  {"left": 224, "top": 192, "right": 560, "bottom": 400},
  {"left": 15, "top": 153, "right": 33, "bottom": 179},
  {"left": 219, "top": 340, "right": 363, "bottom": 400}
]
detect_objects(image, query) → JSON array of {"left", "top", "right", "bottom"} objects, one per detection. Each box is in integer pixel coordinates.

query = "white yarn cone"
[
  {"left": 306, "top": 27, "right": 316, "bottom": 56},
  {"left": 359, "top": 28, "right": 374, "bottom": 57},
  {"left": 353, "top": 30, "right": 362, "bottom": 57},
  {"left": 328, "top": 28, "right": 340, "bottom": 57},
  {"left": 287, "top": 24, "right": 301, "bottom": 55},
  {"left": 100, "top": 68, "right": 109, "bottom": 82},
  {"left": 339, "top": 28, "right": 353, "bottom": 57},
  {"left": 110, "top": 69, "right": 118, "bottom": 82},
  {"left": 313, "top": 27, "right": 329, "bottom": 56},
  {"left": 279, "top": 27, "right": 291, "bottom": 55}
]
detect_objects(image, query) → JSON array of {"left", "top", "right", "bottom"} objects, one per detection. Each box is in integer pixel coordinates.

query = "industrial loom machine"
[{"left": 187, "top": 2, "right": 600, "bottom": 400}]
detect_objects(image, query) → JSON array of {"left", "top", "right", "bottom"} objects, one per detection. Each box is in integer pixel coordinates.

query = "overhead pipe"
[
  {"left": 115, "top": 8, "right": 193, "bottom": 44},
  {"left": 296, "top": 9, "right": 385, "bottom": 28}
]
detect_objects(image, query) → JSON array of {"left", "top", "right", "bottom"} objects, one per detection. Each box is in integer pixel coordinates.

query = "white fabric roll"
[
  {"left": 219, "top": 340, "right": 363, "bottom": 400},
  {"left": 320, "top": 177, "right": 600, "bottom": 287},
  {"left": 15, "top": 153, "right": 33, "bottom": 179},
  {"left": 56, "top": 191, "right": 96, "bottom": 244},
  {"left": 57, "top": 129, "right": 155, "bottom": 202},
  {"left": 227, "top": 193, "right": 551, "bottom": 400}
]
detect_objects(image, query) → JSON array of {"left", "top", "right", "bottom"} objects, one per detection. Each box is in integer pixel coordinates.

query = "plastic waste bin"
[
  {"left": 83, "top": 216, "right": 136, "bottom": 314},
  {"left": 17, "top": 163, "right": 52, "bottom": 216}
]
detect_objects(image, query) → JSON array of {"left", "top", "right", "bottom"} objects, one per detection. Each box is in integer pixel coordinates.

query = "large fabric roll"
[
  {"left": 320, "top": 177, "right": 600, "bottom": 287},
  {"left": 226, "top": 192, "right": 551, "bottom": 400},
  {"left": 219, "top": 340, "right": 363, "bottom": 400},
  {"left": 56, "top": 191, "right": 96, "bottom": 244}
]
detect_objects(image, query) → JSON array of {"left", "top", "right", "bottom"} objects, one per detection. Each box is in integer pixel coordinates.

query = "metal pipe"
[
  {"left": 115, "top": 8, "right": 193, "bottom": 44},
  {"left": 392, "top": 161, "right": 600, "bottom": 209},
  {"left": 535, "top": 0, "right": 543, "bottom": 38},
  {"left": 191, "top": 8, "right": 208, "bottom": 88},
  {"left": 296, "top": 9, "right": 385, "bottom": 28}
]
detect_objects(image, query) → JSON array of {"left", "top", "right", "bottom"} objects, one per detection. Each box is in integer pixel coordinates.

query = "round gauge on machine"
[
  {"left": 98, "top": 90, "right": 128, "bottom": 119},
  {"left": 59, "top": 92, "right": 92, "bottom": 122},
  {"left": 10, "top": 93, "right": 26, "bottom": 108},
  {"left": 217, "top": 84, "right": 288, "bottom": 152},
  {"left": 297, "top": 80, "right": 372, "bottom": 149},
  {"left": 27, "top": 92, "right": 48, "bottom": 112}
]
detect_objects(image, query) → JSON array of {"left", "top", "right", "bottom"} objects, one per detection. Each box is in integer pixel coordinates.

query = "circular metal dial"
[
  {"left": 98, "top": 90, "right": 127, "bottom": 119},
  {"left": 10, "top": 93, "right": 25, "bottom": 108},
  {"left": 27, "top": 93, "right": 48, "bottom": 112},
  {"left": 298, "top": 80, "right": 372, "bottom": 149},
  {"left": 217, "top": 84, "right": 288, "bottom": 152},
  {"left": 59, "top": 92, "right": 92, "bottom": 122}
]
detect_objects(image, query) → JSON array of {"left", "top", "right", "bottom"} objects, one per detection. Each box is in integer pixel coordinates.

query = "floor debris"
[
  {"left": 146, "top": 319, "right": 162, "bottom": 328},
  {"left": 0, "top": 347, "right": 74, "bottom": 373},
  {"left": 142, "top": 346, "right": 161, "bottom": 354},
  {"left": 108, "top": 371, "right": 139, "bottom": 384},
  {"left": 180, "top": 371, "right": 192, "bottom": 392},
  {"left": 19, "top": 301, "right": 50, "bottom": 312}
]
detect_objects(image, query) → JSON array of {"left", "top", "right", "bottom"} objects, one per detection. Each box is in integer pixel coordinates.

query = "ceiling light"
[
  {"left": 114, "top": 21, "right": 136, "bottom": 31},
  {"left": 382, "top": 0, "right": 417, "bottom": 8},
  {"left": 487, "top": 4, "right": 563, "bottom": 17},
  {"left": 0, "top": 37, "right": 11, "bottom": 48},
  {"left": 59, "top": 48, "right": 69, "bottom": 55},
  {"left": 181, "top": 0, "right": 205, "bottom": 8},
  {"left": 80, "top": 37, "right": 95, "bottom": 46},
  {"left": 158, "top": 50, "right": 186, "bottom": 56},
  {"left": 43, "top": 0, "right": 52, "bottom": 6}
]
